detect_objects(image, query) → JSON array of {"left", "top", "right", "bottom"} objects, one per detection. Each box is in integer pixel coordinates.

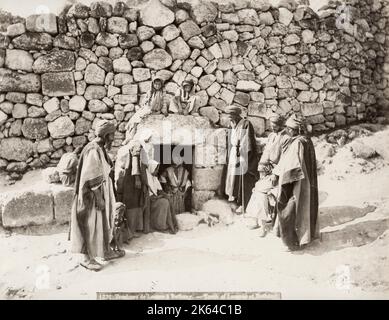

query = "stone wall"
[{"left": 0, "top": 0, "right": 388, "bottom": 176}]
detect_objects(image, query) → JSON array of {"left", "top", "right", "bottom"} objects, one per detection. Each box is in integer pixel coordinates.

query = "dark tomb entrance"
[{"left": 153, "top": 144, "right": 194, "bottom": 212}]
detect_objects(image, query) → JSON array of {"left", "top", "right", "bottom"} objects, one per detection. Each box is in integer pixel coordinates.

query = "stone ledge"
[{"left": 0, "top": 183, "right": 74, "bottom": 228}]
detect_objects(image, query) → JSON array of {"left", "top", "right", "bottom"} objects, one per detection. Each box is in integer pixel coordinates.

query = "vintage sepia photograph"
[{"left": 0, "top": 0, "right": 388, "bottom": 302}]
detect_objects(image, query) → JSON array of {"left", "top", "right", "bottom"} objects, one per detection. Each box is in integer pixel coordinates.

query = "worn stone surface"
[
  {"left": 140, "top": 0, "right": 175, "bottom": 29},
  {"left": 0, "top": 138, "right": 34, "bottom": 161},
  {"left": 48, "top": 116, "right": 75, "bottom": 139},
  {"left": 5, "top": 49, "right": 34, "bottom": 72},
  {"left": 0, "top": 69, "right": 41, "bottom": 93},
  {"left": 12, "top": 33, "right": 53, "bottom": 50},
  {"left": 143, "top": 49, "right": 172, "bottom": 70},
  {"left": 1, "top": 189, "right": 54, "bottom": 227},
  {"left": 22, "top": 118, "right": 48, "bottom": 140},
  {"left": 41, "top": 72, "right": 76, "bottom": 96},
  {"left": 167, "top": 37, "right": 191, "bottom": 60},
  {"left": 33, "top": 50, "right": 75, "bottom": 73}
]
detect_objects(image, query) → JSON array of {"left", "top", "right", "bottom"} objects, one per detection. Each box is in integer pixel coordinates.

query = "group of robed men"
[
  {"left": 67, "top": 76, "right": 319, "bottom": 271},
  {"left": 69, "top": 119, "right": 193, "bottom": 271},
  {"left": 224, "top": 105, "right": 319, "bottom": 252}
]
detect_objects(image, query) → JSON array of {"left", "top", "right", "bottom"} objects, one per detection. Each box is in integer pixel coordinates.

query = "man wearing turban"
[
  {"left": 245, "top": 114, "right": 289, "bottom": 237},
  {"left": 272, "top": 114, "right": 319, "bottom": 251},
  {"left": 70, "top": 119, "right": 123, "bottom": 271},
  {"left": 224, "top": 105, "right": 259, "bottom": 213}
]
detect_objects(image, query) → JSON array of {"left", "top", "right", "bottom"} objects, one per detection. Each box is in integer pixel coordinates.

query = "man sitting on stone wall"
[
  {"left": 168, "top": 80, "right": 197, "bottom": 115},
  {"left": 56, "top": 147, "right": 83, "bottom": 187},
  {"left": 245, "top": 114, "right": 289, "bottom": 237}
]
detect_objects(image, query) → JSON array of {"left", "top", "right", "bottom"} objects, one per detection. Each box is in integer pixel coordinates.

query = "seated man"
[
  {"left": 146, "top": 160, "right": 178, "bottom": 234},
  {"left": 245, "top": 114, "right": 288, "bottom": 237},
  {"left": 56, "top": 147, "right": 83, "bottom": 186},
  {"left": 122, "top": 77, "right": 168, "bottom": 145},
  {"left": 169, "top": 80, "right": 197, "bottom": 115},
  {"left": 160, "top": 154, "right": 191, "bottom": 216}
]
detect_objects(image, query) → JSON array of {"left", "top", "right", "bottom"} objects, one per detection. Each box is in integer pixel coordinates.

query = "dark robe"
[
  {"left": 274, "top": 135, "right": 319, "bottom": 249},
  {"left": 225, "top": 118, "right": 259, "bottom": 210},
  {"left": 69, "top": 141, "right": 116, "bottom": 259},
  {"left": 160, "top": 165, "right": 191, "bottom": 216},
  {"left": 115, "top": 146, "right": 150, "bottom": 237}
]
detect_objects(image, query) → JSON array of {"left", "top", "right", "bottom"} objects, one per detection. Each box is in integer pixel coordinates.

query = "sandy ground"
[{"left": 1, "top": 130, "right": 389, "bottom": 300}]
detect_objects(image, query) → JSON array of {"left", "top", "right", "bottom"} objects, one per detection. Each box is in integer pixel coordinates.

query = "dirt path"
[{"left": 1, "top": 165, "right": 389, "bottom": 300}]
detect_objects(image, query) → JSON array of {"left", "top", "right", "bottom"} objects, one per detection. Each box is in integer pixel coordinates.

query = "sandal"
[
  {"left": 80, "top": 260, "right": 103, "bottom": 272},
  {"left": 104, "top": 250, "right": 125, "bottom": 261}
]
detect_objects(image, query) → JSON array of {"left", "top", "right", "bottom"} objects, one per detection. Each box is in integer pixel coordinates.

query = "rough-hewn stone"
[
  {"left": 33, "top": 50, "right": 75, "bottom": 73},
  {"left": 41, "top": 72, "right": 76, "bottom": 96}
]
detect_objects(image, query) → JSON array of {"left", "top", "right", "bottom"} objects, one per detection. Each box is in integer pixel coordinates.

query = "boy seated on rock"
[
  {"left": 168, "top": 80, "right": 197, "bottom": 115},
  {"left": 56, "top": 147, "right": 83, "bottom": 187}
]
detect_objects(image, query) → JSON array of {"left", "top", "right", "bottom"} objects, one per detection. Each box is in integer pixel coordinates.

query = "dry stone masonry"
[{"left": 0, "top": 0, "right": 388, "bottom": 177}]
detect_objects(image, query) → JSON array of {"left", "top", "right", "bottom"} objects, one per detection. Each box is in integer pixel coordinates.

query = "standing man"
[
  {"left": 245, "top": 114, "right": 288, "bottom": 236},
  {"left": 273, "top": 114, "right": 319, "bottom": 251},
  {"left": 115, "top": 140, "right": 150, "bottom": 239},
  {"left": 224, "top": 105, "right": 259, "bottom": 213},
  {"left": 70, "top": 119, "right": 123, "bottom": 271}
]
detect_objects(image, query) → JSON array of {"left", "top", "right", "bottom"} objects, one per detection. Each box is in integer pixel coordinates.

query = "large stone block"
[
  {"left": 179, "top": 20, "right": 201, "bottom": 41},
  {"left": 26, "top": 13, "right": 57, "bottom": 34},
  {"left": 143, "top": 49, "right": 173, "bottom": 70},
  {"left": 140, "top": 0, "right": 175, "bottom": 29},
  {"left": 52, "top": 186, "right": 74, "bottom": 223},
  {"left": 192, "top": 165, "right": 224, "bottom": 191},
  {"left": 5, "top": 49, "right": 34, "bottom": 72},
  {"left": 48, "top": 116, "right": 75, "bottom": 139},
  {"left": 236, "top": 80, "right": 261, "bottom": 92},
  {"left": 107, "top": 17, "right": 128, "bottom": 34},
  {"left": 1, "top": 189, "right": 54, "bottom": 227},
  {"left": 167, "top": 37, "right": 191, "bottom": 60},
  {"left": 84, "top": 63, "right": 106, "bottom": 84},
  {"left": 191, "top": 1, "right": 218, "bottom": 25},
  {"left": 12, "top": 33, "right": 53, "bottom": 50},
  {"left": 32, "top": 50, "right": 75, "bottom": 73},
  {"left": 0, "top": 69, "right": 41, "bottom": 93},
  {"left": 22, "top": 118, "right": 49, "bottom": 140},
  {"left": 237, "top": 9, "right": 260, "bottom": 25},
  {"left": 41, "top": 72, "right": 76, "bottom": 96},
  {"left": 301, "top": 103, "right": 324, "bottom": 117},
  {"left": 0, "top": 137, "right": 34, "bottom": 161}
]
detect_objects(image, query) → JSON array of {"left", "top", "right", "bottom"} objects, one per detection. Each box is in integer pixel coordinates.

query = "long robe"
[
  {"left": 273, "top": 135, "right": 319, "bottom": 248},
  {"left": 169, "top": 88, "right": 196, "bottom": 115},
  {"left": 70, "top": 141, "right": 116, "bottom": 259},
  {"left": 225, "top": 118, "right": 259, "bottom": 210},
  {"left": 124, "top": 88, "right": 167, "bottom": 142},
  {"left": 145, "top": 163, "right": 178, "bottom": 233},
  {"left": 246, "top": 130, "right": 288, "bottom": 222},
  {"left": 115, "top": 145, "right": 150, "bottom": 237},
  {"left": 160, "top": 165, "right": 191, "bottom": 216}
]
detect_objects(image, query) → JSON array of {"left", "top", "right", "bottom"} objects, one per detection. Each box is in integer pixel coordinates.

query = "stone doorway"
[
  {"left": 153, "top": 143, "right": 194, "bottom": 212},
  {"left": 136, "top": 114, "right": 228, "bottom": 210}
]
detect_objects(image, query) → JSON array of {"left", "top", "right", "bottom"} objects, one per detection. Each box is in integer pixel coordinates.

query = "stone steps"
[{"left": 318, "top": 206, "right": 389, "bottom": 250}]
